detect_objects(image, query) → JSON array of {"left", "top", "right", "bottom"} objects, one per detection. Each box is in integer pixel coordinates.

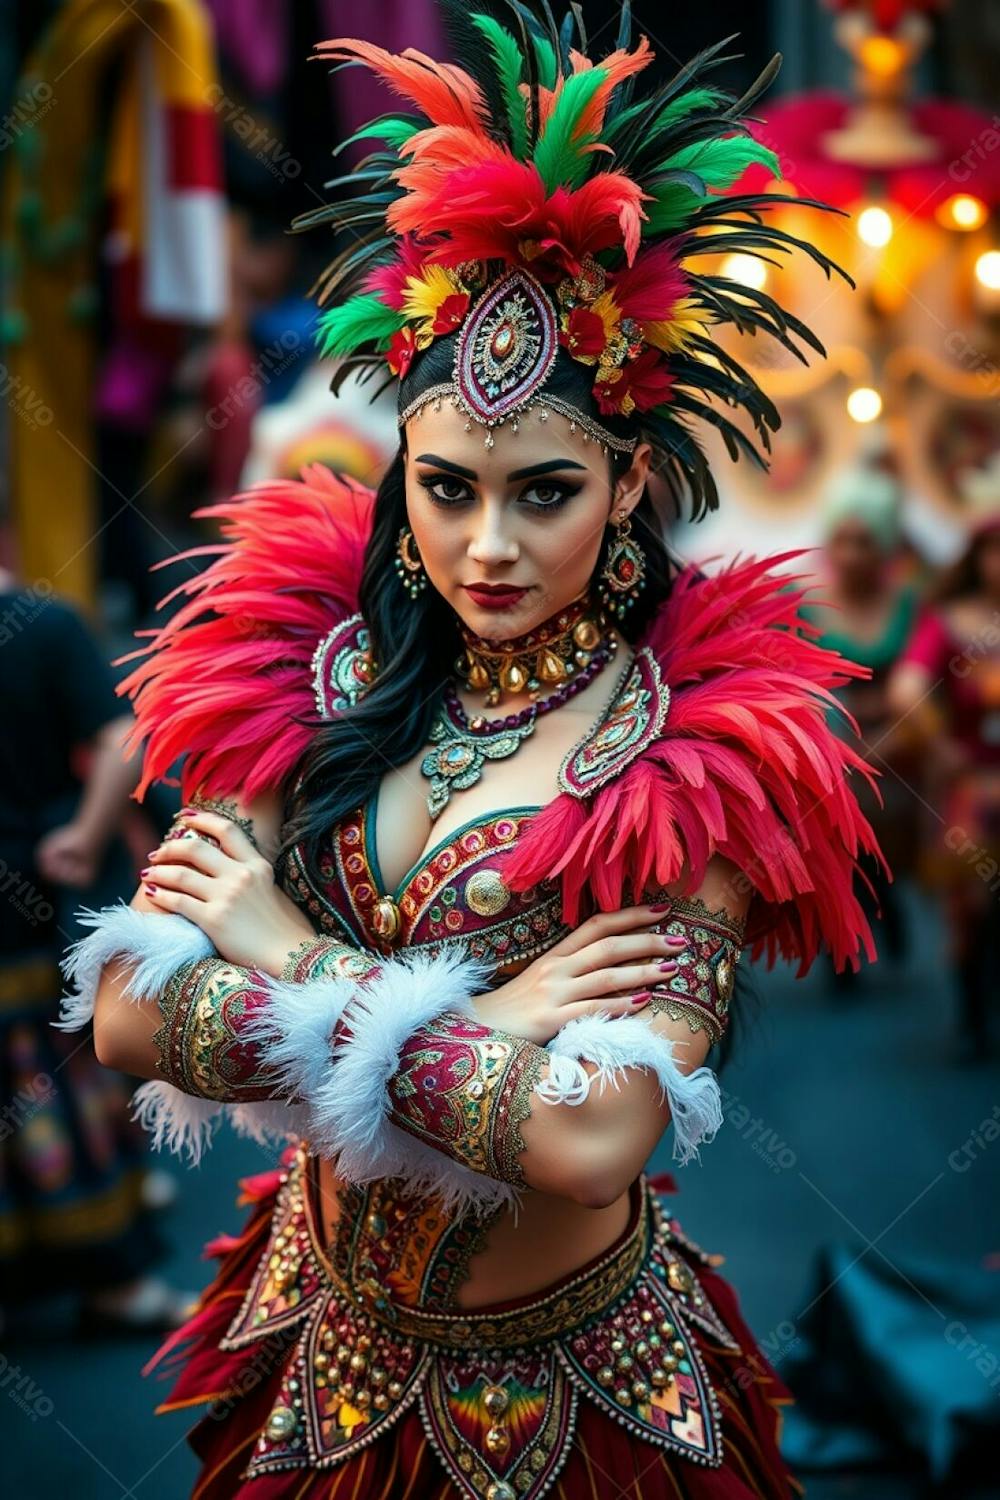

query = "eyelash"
[{"left": 417, "top": 476, "right": 580, "bottom": 512}]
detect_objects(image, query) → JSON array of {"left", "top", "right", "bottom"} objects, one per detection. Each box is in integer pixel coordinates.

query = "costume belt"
[{"left": 218, "top": 1147, "right": 742, "bottom": 1497}]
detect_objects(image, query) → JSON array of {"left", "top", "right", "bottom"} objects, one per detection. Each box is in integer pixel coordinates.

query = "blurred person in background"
[
  {"left": 802, "top": 463, "right": 919, "bottom": 989},
  {"left": 0, "top": 563, "right": 190, "bottom": 1332},
  {"left": 890, "top": 460, "right": 1000, "bottom": 1063}
]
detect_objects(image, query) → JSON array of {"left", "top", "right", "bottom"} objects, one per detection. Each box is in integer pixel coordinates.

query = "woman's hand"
[
  {"left": 473, "top": 903, "right": 685, "bottom": 1045},
  {"left": 140, "top": 808, "right": 315, "bottom": 976}
]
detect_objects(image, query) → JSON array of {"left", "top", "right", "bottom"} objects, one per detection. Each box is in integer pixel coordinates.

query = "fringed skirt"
[{"left": 146, "top": 1148, "right": 802, "bottom": 1500}]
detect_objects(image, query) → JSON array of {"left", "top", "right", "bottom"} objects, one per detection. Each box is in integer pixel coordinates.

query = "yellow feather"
[
  {"left": 645, "top": 299, "right": 713, "bottom": 354},
  {"left": 401, "top": 264, "right": 458, "bottom": 322}
]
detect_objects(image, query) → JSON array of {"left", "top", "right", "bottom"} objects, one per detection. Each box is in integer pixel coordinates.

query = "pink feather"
[
  {"left": 503, "top": 554, "right": 885, "bottom": 975},
  {"left": 115, "top": 466, "right": 372, "bottom": 805}
]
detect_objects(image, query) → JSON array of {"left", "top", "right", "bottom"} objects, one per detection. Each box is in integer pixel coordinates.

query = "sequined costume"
[{"left": 57, "top": 464, "right": 880, "bottom": 1498}]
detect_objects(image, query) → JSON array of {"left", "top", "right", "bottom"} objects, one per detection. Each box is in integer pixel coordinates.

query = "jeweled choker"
[{"left": 455, "top": 592, "right": 613, "bottom": 707}]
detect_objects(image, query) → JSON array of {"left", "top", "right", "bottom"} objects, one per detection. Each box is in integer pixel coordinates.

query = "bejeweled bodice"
[{"left": 284, "top": 797, "right": 569, "bottom": 970}]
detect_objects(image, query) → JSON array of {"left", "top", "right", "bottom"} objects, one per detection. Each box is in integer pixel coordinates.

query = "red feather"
[
  {"left": 115, "top": 466, "right": 373, "bottom": 805},
  {"left": 391, "top": 160, "right": 648, "bottom": 273},
  {"left": 610, "top": 242, "right": 689, "bottom": 322},
  {"left": 503, "top": 553, "right": 885, "bottom": 975}
]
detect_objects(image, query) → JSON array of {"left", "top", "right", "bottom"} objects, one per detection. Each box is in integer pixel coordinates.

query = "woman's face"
[{"left": 403, "top": 403, "right": 651, "bottom": 639}]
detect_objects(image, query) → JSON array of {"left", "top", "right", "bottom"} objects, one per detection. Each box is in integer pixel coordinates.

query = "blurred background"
[{"left": 1, "top": 1, "right": 999, "bottom": 1496}]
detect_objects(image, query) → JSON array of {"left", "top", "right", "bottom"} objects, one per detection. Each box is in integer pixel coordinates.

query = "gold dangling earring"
[
  {"left": 598, "top": 506, "right": 646, "bottom": 620},
  {"left": 395, "top": 525, "right": 428, "bottom": 599}
]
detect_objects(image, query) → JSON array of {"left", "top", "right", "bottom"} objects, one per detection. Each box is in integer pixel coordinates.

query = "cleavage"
[{"left": 371, "top": 756, "right": 540, "bottom": 895}]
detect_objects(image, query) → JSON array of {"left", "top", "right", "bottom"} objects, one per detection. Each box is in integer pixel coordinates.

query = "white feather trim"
[
  {"left": 237, "top": 972, "right": 358, "bottom": 1102},
  {"left": 252, "top": 947, "right": 505, "bottom": 1217},
  {"left": 129, "top": 1082, "right": 308, "bottom": 1167},
  {"left": 538, "top": 1012, "right": 723, "bottom": 1165},
  {"left": 55, "top": 902, "right": 307, "bottom": 1165},
  {"left": 56, "top": 901, "right": 214, "bottom": 1030},
  {"left": 130, "top": 1081, "right": 224, "bottom": 1166}
]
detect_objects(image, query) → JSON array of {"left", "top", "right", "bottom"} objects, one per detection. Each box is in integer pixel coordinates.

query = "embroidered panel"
[
  {"left": 153, "top": 958, "right": 278, "bottom": 1102},
  {"left": 220, "top": 1160, "right": 325, "bottom": 1350},
  {"left": 647, "top": 896, "right": 745, "bottom": 1045},
  {"left": 293, "top": 808, "right": 568, "bottom": 969},
  {"left": 387, "top": 1014, "right": 544, "bottom": 1187},
  {"left": 328, "top": 1179, "right": 497, "bottom": 1315},
  {"left": 558, "top": 647, "right": 669, "bottom": 797},
  {"left": 421, "top": 1347, "right": 576, "bottom": 1500},
  {"left": 311, "top": 612, "right": 373, "bottom": 717}
]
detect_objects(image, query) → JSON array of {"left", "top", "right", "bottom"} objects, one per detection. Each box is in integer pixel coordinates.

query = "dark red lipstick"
[{"left": 463, "top": 582, "right": 529, "bottom": 610}]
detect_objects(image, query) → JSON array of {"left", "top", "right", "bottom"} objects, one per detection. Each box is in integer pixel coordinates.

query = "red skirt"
[{"left": 146, "top": 1155, "right": 803, "bottom": 1500}]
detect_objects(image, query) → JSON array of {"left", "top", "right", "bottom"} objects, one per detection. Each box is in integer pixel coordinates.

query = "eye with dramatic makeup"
[
  {"left": 416, "top": 472, "right": 583, "bottom": 512},
  {"left": 412, "top": 453, "right": 588, "bottom": 514}
]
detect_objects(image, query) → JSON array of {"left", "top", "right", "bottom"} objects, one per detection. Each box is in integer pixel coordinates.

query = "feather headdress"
[{"left": 296, "top": 0, "right": 851, "bottom": 517}]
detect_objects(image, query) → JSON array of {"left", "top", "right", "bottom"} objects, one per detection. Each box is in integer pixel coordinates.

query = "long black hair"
[{"left": 276, "top": 333, "right": 676, "bottom": 887}]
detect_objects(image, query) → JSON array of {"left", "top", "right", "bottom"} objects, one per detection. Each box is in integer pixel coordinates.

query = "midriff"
[{"left": 315, "top": 1152, "right": 631, "bottom": 1310}]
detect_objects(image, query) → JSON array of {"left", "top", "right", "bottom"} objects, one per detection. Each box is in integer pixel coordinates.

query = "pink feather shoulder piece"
[
  {"left": 114, "top": 464, "right": 374, "bottom": 805},
  {"left": 502, "top": 553, "right": 885, "bottom": 975}
]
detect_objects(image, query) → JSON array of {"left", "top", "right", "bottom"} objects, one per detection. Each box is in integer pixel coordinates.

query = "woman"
[
  {"left": 890, "top": 481, "right": 1000, "bottom": 1062},
  {"left": 801, "top": 464, "right": 919, "bottom": 982},
  {"left": 59, "top": 10, "right": 880, "bottom": 1497}
]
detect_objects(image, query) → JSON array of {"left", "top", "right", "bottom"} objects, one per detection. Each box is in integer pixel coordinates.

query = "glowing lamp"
[
  {"left": 720, "top": 253, "right": 768, "bottom": 290},
  {"left": 847, "top": 386, "right": 883, "bottom": 424},
  {"left": 974, "top": 251, "right": 1000, "bottom": 291},
  {"left": 938, "top": 194, "right": 988, "bottom": 231},
  {"left": 857, "top": 206, "right": 893, "bottom": 247}
]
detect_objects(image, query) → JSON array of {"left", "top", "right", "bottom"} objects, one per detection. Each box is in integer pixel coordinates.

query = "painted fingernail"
[
  {"left": 659, "top": 961, "right": 678, "bottom": 973},
  {"left": 664, "top": 934, "right": 686, "bottom": 946},
  {"left": 650, "top": 901, "right": 671, "bottom": 912},
  {"left": 139, "top": 867, "right": 150, "bottom": 877},
  {"left": 144, "top": 883, "right": 158, "bottom": 895},
  {"left": 630, "top": 991, "right": 652, "bottom": 1005}
]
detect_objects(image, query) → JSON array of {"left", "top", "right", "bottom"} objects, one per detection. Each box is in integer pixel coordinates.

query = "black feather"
[{"left": 437, "top": 0, "right": 514, "bottom": 147}]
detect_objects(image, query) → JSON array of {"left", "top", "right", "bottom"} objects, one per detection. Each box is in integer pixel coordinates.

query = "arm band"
[{"left": 644, "top": 896, "right": 746, "bottom": 1045}]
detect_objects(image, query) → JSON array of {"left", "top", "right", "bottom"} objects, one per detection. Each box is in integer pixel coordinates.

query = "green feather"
[
  {"left": 658, "top": 86, "right": 728, "bottom": 128},
  {"left": 470, "top": 14, "right": 528, "bottom": 158},
  {"left": 659, "top": 136, "right": 781, "bottom": 191},
  {"left": 605, "top": 85, "right": 726, "bottom": 143},
  {"left": 642, "top": 185, "right": 703, "bottom": 235},
  {"left": 533, "top": 68, "right": 606, "bottom": 191},
  {"left": 315, "top": 295, "right": 405, "bottom": 358},
  {"left": 533, "top": 34, "right": 558, "bottom": 89},
  {"left": 333, "top": 115, "right": 423, "bottom": 157}
]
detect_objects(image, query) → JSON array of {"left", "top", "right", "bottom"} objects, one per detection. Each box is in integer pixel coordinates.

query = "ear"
[{"left": 612, "top": 442, "right": 652, "bottom": 518}]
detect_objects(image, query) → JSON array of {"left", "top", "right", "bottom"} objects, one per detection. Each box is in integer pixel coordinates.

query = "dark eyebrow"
[
  {"left": 414, "top": 453, "right": 478, "bottom": 480},
  {"left": 506, "top": 458, "right": 588, "bottom": 480}
]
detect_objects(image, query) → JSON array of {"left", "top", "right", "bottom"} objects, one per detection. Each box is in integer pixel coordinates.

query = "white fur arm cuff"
[{"left": 536, "top": 1012, "right": 723, "bottom": 1165}]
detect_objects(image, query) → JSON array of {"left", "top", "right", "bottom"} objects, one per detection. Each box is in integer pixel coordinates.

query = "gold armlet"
[{"left": 152, "top": 957, "right": 277, "bottom": 1101}]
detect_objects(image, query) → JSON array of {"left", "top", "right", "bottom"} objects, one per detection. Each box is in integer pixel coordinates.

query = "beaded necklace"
[{"left": 420, "top": 640, "right": 618, "bottom": 817}]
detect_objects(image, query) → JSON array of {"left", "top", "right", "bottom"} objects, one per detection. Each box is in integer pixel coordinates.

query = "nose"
[{"left": 467, "top": 501, "right": 519, "bottom": 568}]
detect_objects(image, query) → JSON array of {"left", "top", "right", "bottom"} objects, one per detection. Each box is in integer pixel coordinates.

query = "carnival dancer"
[{"left": 59, "top": 6, "right": 881, "bottom": 1495}]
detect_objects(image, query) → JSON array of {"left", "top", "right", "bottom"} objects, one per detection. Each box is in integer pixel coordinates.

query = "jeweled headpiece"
[{"left": 301, "top": 2, "right": 849, "bottom": 515}]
